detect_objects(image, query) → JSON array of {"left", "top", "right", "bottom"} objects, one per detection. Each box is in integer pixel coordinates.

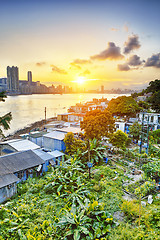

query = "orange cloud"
[{"left": 51, "top": 65, "right": 67, "bottom": 74}]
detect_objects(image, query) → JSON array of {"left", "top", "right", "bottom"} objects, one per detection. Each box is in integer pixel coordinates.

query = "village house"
[
  {"left": 0, "top": 139, "right": 40, "bottom": 156},
  {"left": 137, "top": 112, "right": 160, "bottom": 130},
  {"left": 0, "top": 150, "right": 45, "bottom": 203},
  {"left": 0, "top": 174, "right": 19, "bottom": 204},
  {"left": 43, "top": 131, "right": 66, "bottom": 152},
  {"left": 42, "top": 127, "right": 82, "bottom": 152}
]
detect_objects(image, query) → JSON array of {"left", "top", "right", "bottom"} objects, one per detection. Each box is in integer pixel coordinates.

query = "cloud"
[
  {"left": 144, "top": 53, "right": 160, "bottom": 68},
  {"left": 124, "top": 35, "right": 141, "bottom": 54},
  {"left": 51, "top": 65, "right": 67, "bottom": 74},
  {"left": 70, "top": 62, "right": 81, "bottom": 70},
  {"left": 123, "top": 24, "right": 129, "bottom": 32},
  {"left": 117, "top": 63, "right": 130, "bottom": 71},
  {"left": 70, "top": 58, "right": 91, "bottom": 70},
  {"left": 36, "top": 62, "right": 46, "bottom": 66},
  {"left": 127, "top": 55, "right": 144, "bottom": 66},
  {"left": 79, "top": 69, "right": 91, "bottom": 76},
  {"left": 91, "top": 42, "right": 124, "bottom": 60},
  {"left": 110, "top": 28, "right": 119, "bottom": 32},
  {"left": 72, "top": 59, "right": 91, "bottom": 64}
]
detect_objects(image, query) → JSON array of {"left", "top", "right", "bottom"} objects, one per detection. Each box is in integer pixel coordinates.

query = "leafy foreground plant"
[{"left": 0, "top": 158, "right": 116, "bottom": 240}]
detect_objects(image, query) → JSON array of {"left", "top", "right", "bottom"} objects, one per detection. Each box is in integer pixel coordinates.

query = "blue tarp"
[{"left": 2, "top": 149, "right": 14, "bottom": 154}]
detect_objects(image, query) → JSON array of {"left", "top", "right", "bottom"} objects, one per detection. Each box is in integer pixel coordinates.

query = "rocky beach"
[{"left": 3, "top": 117, "right": 57, "bottom": 141}]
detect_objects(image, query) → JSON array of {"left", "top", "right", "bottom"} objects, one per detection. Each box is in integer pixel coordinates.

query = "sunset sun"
[{"left": 76, "top": 76, "right": 86, "bottom": 84}]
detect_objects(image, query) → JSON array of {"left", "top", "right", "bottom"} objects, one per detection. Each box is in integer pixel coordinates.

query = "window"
[
  {"left": 150, "top": 116, "right": 154, "bottom": 122},
  {"left": 17, "top": 171, "right": 23, "bottom": 179},
  {"left": 7, "top": 183, "right": 14, "bottom": 189}
]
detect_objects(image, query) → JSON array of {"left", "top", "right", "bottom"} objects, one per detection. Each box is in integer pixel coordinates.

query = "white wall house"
[
  {"left": 137, "top": 113, "right": 160, "bottom": 130},
  {"left": 115, "top": 121, "right": 126, "bottom": 132}
]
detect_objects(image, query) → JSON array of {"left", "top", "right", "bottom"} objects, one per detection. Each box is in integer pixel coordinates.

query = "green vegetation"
[
  {"left": 132, "top": 79, "right": 160, "bottom": 112},
  {"left": 0, "top": 145, "right": 159, "bottom": 239},
  {"left": 80, "top": 109, "right": 115, "bottom": 162},
  {"left": 129, "top": 121, "right": 141, "bottom": 142},
  {"left": 107, "top": 96, "right": 140, "bottom": 119},
  {"left": 64, "top": 132, "right": 85, "bottom": 155},
  {"left": 0, "top": 91, "right": 12, "bottom": 137},
  {"left": 109, "top": 130, "right": 128, "bottom": 150}
]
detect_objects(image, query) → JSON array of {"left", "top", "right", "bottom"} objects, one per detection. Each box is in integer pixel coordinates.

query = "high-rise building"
[
  {"left": 7, "top": 66, "right": 19, "bottom": 92},
  {"left": 101, "top": 85, "right": 104, "bottom": 93},
  {"left": 0, "top": 78, "right": 7, "bottom": 91},
  {"left": 27, "top": 71, "right": 32, "bottom": 85}
]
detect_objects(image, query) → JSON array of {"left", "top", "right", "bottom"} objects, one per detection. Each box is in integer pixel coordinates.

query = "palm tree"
[
  {"left": 80, "top": 138, "right": 107, "bottom": 165},
  {"left": 0, "top": 91, "right": 12, "bottom": 137}
]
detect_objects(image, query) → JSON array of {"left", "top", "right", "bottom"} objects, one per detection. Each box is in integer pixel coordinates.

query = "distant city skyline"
[
  {"left": 0, "top": 66, "right": 133, "bottom": 94},
  {"left": 0, "top": 0, "right": 160, "bottom": 90}
]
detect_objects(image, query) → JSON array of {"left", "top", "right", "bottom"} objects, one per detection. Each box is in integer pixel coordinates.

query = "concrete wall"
[
  {"left": 43, "top": 137, "right": 66, "bottom": 152},
  {"left": 29, "top": 136, "right": 43, "bottom": 147},
  {"left": 0, "top": 183, "right": 17, "bottom": 204}
]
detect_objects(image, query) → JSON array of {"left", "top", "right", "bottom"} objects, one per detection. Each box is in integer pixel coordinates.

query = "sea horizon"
[{"left": 1, "top": 93, "right": 130, "bottom": 136}]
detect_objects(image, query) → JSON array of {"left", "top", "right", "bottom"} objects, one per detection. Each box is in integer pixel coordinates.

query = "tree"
[
  {"left": 149, "top": 129, "right": 160, "bottom": 144},
  {"left": 146, "top": 79, "right": 160, "bottom": 93},
  {"left": 109, "top": 130, "right": 128, "bottom": 150},
  {"left": 147, "top": 91, "right": 160, "bottom": 112},
  {"left": 129, "top": 121, "right": 141, "bottom": 143},
  {"left": 145, "top": 79, "right": 160, "bottom": 112},
  {"left": 81, "top": 109, "right": 115, "bottom": 140},
  {"left": 137, "top": 100, "right": 150, "bottom": 110},
  {"left": 0, "top": 92, "right": 12, "bottom": 137},
  {"left": 64, "top": 132, "right": 85, "bottom": 156},
  {"left": 80, "top": 138, "right": 107, "bottom": 165},
  {"left": 80, "top": 109, "right": 115, "bottom": 162},
  {"left": 107, "top": 96, "right": 140, "bottom": 119}
]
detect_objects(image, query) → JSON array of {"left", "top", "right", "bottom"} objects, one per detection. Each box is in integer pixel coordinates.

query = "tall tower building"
[
  {"left": 7, "top": 66, "right": 19, "bottom": 92},
  {"left": 27, "top": 71, "right": 32, "bottom": 85},
  {"left": 101, "top": 85, "right": 104, "bottom": 93}
]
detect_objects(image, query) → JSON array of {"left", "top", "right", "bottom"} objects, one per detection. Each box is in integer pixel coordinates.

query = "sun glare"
[{"left": 76, "top": 76, "right": 86, "bottom": 84}]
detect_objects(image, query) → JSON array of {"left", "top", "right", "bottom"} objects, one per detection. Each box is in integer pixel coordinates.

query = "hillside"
[{"left": 0, "top": 154, "right": 159, "bottom": 240}]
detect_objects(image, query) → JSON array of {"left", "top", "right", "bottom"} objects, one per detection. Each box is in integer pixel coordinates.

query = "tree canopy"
[
  {"left": 129, "top": 121, "right": 141, "bottom": 142},
  {"left": 147, "top": 91, "right": 160, "bottom": 112},
  {"left": 64, "top": 132, "right": 85, "bottom": 156},
  {"left": 80, "top": 109, "right": 115, "bottom": 140},
  {"left": 146, "top": 79, "right": 160, "bottom": 93},
  {"left": 109, "top": 130, "right": 128, "bottom": 150},
  {"left": 0, "top": 92, "right": 12, "bottom": 137},
  {"left": 107, "top": 96, "right": 140, "bottom": 118}
]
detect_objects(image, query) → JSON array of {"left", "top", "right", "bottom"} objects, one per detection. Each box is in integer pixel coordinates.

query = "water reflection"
[{"left": 0, "top": 93, "right": 128, "bottom": 136}]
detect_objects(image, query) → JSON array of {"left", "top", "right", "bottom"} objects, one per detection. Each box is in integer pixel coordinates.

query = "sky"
[{"left": 0, "top": 0, "right": 160, "bottom": 90}]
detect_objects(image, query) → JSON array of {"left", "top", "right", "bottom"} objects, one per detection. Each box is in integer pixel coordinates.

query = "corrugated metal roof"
[
  {"left": 29, "top": 131, "right": 46, "bottom": 138},
  {"left": 0, "top": 174, "right": 19, "bottom": 188},
  {"left": 55, "top": 127, "right": 82, "bottom": 134},
  {"left": 49, "top": 150, "right": 65, "bottom": 158},
  {"left": 44, "top": 131, "right": 66, "bottom": 140},
  {"left": 0, "top": 150, "right": 45, "bottom": 175},
  {"left": 8, "top": 139, "right": 40, "bottom": 151},
  {"left": 32, "top": 149, "right": 53, "bottom": 161},
  {"left": 0, "top": 139, "right": 21, "bottom": 145}
]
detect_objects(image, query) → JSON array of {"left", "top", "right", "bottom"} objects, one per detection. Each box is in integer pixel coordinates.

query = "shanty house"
[
  {"left": 0, "top": 174, "right": 19, "bottom": 203},
  {"left": 0, "top": 139, "right": 40, "bottom": 156},
  {"left": 43, "top": 131, "right": 66, "bottom": 151},
  {"left": 32, "top": 149, "right": 54, "bottom": 171},
  {"left": 0, "top": 150, "right": 45, "bottom": 183}
]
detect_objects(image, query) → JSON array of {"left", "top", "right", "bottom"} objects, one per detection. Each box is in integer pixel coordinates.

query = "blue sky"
[{"left": 0, "top": 0, "right": 160, "bottom": 90}]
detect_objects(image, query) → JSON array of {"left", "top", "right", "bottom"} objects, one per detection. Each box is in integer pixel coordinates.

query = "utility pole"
[
  {"left": 45, "top": 107, "right": 46, "bottom": 124},
  {"left": 139, "top": 112, "right": 144, "bottom": 154},
  {"left": 146, "top": 115, "right": 150, "bottom": 155}
]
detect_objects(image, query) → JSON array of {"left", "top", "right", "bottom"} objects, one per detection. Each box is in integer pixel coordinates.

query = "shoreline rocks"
[{"left": 3, "top": 117, "right": 57, "bottom": 141}]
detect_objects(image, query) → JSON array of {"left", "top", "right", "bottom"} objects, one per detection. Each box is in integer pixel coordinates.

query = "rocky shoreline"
[{"left": 4, "top": 117, "right": 57, "bottom": 141}]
